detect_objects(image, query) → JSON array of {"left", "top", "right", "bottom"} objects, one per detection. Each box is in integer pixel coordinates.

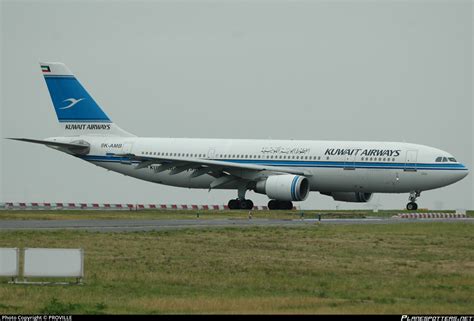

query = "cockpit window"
[{"left": 436, "top": 156, "right": 457, "bottom": 162}]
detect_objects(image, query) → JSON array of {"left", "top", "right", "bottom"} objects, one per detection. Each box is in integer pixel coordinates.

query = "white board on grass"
[
  {"left": 0, "top": 248, "right": 19, "bottom": 277},
  {"left": 24, "top": 248, "right": 83, "bottom": 278}
]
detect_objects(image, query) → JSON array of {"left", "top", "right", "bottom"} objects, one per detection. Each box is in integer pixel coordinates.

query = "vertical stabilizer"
[{"left": 40, "top": 62, "right": 134, "bottom": 137}]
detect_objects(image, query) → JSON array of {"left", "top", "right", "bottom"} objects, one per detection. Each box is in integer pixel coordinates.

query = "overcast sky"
[{"left": 1, "top": 0, "right": 472, "bottom": 210}]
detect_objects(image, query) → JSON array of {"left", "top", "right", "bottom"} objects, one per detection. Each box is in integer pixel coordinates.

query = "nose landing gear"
[{"left": 406, "top": 191, "right": 421, "bottom": 210}]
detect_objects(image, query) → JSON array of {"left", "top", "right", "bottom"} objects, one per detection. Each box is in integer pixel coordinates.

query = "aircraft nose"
[{"left": 456, "top": 164, "right": 469, "bottom": 181}]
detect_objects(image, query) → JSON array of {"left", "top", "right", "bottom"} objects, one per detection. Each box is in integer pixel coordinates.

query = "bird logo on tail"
[{"left": 59, "top": 98, "right": 85, "bottom": 110}]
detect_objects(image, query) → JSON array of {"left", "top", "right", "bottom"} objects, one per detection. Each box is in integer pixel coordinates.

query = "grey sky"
[{"left": 1, "top": 0, "right": 472, "bottom": 210}]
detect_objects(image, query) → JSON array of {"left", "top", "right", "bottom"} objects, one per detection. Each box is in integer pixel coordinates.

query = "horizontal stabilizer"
[{"left": 7, "top": 138, "right": 90, "bottom": 154}]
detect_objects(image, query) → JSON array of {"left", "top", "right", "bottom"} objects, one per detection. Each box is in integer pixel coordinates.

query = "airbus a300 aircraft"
[{"left": 11, "top": 62, "right": 469, "bottom": 210}]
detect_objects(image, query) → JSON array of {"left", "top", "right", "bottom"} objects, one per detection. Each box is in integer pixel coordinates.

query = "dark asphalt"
[{"left": 0, "top": 217, "right": 472, "bottom": 232}]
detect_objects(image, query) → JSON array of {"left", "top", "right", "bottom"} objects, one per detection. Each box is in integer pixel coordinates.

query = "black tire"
[
  {"left": 240, "top": 199, "right": 254, "bottom": 210},
  {"left": 284, "top": 201, "right": 293, "bottom": 210},
  {"left": 268, "top": 200, "right": 278, "bottom": 210},
  {"left": 268, "top": 200, "right": 293, "bottom": 210},
  {"left": 246, "top": 199, "right": 254, "bottom": 210},
  {"left": 276, "top": 201, "right": 293, "bottom": 210},
  {"left": 228, "top": 199, "right": 239, "bottom": 210},
  {"left": 406, "top": 202, "right": 418, "bottom": 211}
]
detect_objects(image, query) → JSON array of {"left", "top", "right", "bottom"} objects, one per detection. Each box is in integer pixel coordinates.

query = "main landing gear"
[
  {"left": 226, "top": 187, "right": 294, "bottom": 210},
  {"left": 406, "top": 191, "right": 421, "bottom": 210},
  {"left": 228, "top": 198, "right": 254, "bottom": 210},
  {"left": 227, "top": 199, "right": 294, "bottom": 210},
  {"left": 228, "top": 186, "right": 254, "bottom": 210},
  {"left": 268, "top": 200, "right": 293, "bottom": 210}
]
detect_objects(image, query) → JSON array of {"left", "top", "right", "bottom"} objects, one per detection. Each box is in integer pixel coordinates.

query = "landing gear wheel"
[
  {"left": 268, "top": 200, "right": 293, "bottom": 210},
  {"left": 283, "top": 201, "right": 293, "bottom": 210},
  {"left": 406, "top": 191, "right": 421, "bottom": 211},
  {"left": 406, "top": 202, "right": 418, "bottom": 211},
  {"left": 268, "top": 200, "right": 279, "bottom": 210},
  {"left": 228, "top": 199, "right": 254, "bottom": 210},
  {"left": 228, "top": 199, "right": 239, "bottom": 210},
  {"left": 240, "top": 199, "right": 254, "bottom": 210}
]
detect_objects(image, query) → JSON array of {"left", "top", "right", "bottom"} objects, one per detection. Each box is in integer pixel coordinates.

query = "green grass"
[
  {"left": 0, "top": 223, "right": 473, "bottom": 314},
  {"left": 0, "top": 209, "right": 471, "bottom": 221}
]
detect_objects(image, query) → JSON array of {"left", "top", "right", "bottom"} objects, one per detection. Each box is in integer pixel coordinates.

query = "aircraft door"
[
  {"left": 120, "top": 142, "right": 134, "bottom": 164},
  {"left": 121, "top": 142, "right": 133, "bottom": 154},
  {"left": 404, "top": 150, "right": 418, "bottom": 172},
  {"left": 343, "top": 152, "right": 356, "bottom": 170},
  {"left": 207, "top": 148, "right": 216, "bottom": 159}
]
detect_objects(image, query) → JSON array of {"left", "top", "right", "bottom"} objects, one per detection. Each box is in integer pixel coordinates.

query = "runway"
[{"left": 0, "top": 217, "right": 472, "bottom": 232}]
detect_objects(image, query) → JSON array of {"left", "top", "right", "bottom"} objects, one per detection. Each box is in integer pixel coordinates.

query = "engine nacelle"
[
  {"left": 325, "top": 192, "right": 373, "bottom": 203},
  {"left": 255, "top": 175, "right": 309, "bottom": 201}
]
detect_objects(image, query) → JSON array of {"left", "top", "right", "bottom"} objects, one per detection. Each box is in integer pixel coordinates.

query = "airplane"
[{"left": 9, "top": 62, "right": 469, "bottom": 210}]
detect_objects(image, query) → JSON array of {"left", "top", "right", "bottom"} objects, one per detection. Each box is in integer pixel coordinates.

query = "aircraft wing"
[{"left": 114, "top": 153, "right": 312, "bottom": 188}]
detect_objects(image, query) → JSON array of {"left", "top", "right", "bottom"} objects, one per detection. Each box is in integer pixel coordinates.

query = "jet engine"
[
  {"left": 323, "top": 192, "right": 373, "bottom": 203},
  {"left": 255, "top": 175, "right": 309, "bottom": 201}
]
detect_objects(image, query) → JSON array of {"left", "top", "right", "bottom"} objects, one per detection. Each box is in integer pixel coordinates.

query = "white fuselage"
[{"left": 53, "top": 136, "right": 468, "bottom": 195}]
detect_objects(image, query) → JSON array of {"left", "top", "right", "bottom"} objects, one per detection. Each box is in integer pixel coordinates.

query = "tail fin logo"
[{"left": 59, "top": 98, "right": 85, "bottom": 110}]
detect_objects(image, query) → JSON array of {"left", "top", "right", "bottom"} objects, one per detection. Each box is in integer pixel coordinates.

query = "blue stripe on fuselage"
[{"left": 77, "top": 155, "right": 468, "bottom": 171}]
